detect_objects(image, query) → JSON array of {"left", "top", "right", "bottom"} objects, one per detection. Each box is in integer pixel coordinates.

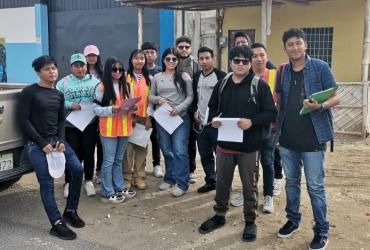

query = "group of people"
[{"left": 19, "top": 27, "right": 338, "bottom": 250}]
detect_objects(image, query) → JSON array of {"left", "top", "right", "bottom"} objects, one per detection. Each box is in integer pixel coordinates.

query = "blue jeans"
[
  {"left": 156, "top": 114, "right": 190, "bottom": 191},
  {"left": 260, "top": 129, "right": 276, "bottom": 196},
  {"left": 27, "top": 140, "right": 83, "bottom": 225},
  {"left": 279, "top": 146, "right": 329, "bottom": 236},
  {"left": 100, "top": 136, "right": 128, "bottom": 197},
  {"left": 196, "top": 125, "right": 217, "bottom": 185}
]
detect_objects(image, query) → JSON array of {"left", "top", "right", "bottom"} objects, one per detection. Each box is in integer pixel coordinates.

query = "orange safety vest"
[
  {"left": 262, "top": 69, "right": 277, "bottom": 100},
  {"left": 98, "top": 83, "right": 133, "bottom": 137},
  {"left": 126, "top": 74, "right": 150, "bottom": 117}
]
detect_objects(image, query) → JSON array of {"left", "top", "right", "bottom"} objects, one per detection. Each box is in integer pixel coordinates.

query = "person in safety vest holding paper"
[
  {"left": 198, "top": 46, "right": 276, "bottom": 242},
  {"left": 93, "top": 57, "right": 137, "bottom": 203},
  {"left": 148, "top": 48, "right": 193, "bottom": 198},
  {"left": 123, "top": 49, "right": 152, "bottom": 190},
  {"left": 19, "top": 56, "right": 85, "bottom": 240}
]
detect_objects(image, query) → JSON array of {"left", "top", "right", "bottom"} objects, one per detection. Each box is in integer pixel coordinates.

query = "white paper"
[
  {"left": 128, "top": 123, "right": 153, "bottom": 148},
  {"left": 213, "top": 117, "right": 243, "bottom": 142},
  {"left": 121, "top": 97, "right": 142, "bottom": 110},
  {"left": 153, "top": 103, "right": 183, "bottom": 135},
  {"left": 66, "top": 103, "right": 96, "bottom": 132}
]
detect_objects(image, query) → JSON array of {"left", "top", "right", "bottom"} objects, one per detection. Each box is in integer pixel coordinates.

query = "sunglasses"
[
  {"left": 165, "top": 57, "right": 178, "bottom": 62},
  {"left": 178, "top": 45, "right": 191, "bottom": 50},
  {"left": 232, "top": 58, "right": 250, "bottom": 65},
  {"left": 111, "top": 67, "right": 123, "bottom": 73}
]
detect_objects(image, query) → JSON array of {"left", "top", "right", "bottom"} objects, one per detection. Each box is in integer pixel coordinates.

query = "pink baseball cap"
[{"left": 83, "top": 45, "right": 100, "bottom": 56}]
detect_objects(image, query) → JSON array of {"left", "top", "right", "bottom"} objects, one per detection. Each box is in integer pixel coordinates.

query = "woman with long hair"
[
  {"left": 93, "top": 57, "right": 136, "bottom": 203},
  {"left": 148, "top": 48, "right": 193, "bottom": 197},
  {"left": 84, "top": 45, "right": 104, "bottom": 185},
  {"left": 123, "top": 49, "right": 152, "bottom": 190}
]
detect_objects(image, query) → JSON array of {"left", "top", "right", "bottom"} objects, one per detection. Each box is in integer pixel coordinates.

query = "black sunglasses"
[
  {"left": 165, "top": 57, "right": 178, "bottom": 62},
  {"left": 111, "top": 67, "right": 123, "bottom": 73},
  {"left": 178, "top": 45, "right": 191, "bottom": 50},
  {"left": 232, "top": 58, "right": 250, "bottom": 65}
]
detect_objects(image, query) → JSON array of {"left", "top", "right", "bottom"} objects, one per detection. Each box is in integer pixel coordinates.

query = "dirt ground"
[{"left": 1, "top": 135, "right": 369, "bottom": 249}]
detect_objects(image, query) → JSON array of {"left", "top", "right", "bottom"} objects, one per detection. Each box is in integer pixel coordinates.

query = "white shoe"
[
  {"left": 159, "top": 182, "right": 173, "bottom": 191},
  {"left": 230, "top": 192, "right": 244, "bottom": 207},
  {"left": 263, "top": 195, "right": 274, "bottom": 213},
  {"left": 273, "top": 178, "right": 283, "bottom": 196},
  {"left": 153, "top": 165, "right": 164, "bottom": 178},
  {"left": 84, "top": 181, "right": 96, "bottom": 197},
  {"left": 171, "top": 186, "right": 186, "bottom": 197},
  {"left": 189, "top": 173, "right": 197, "bottom": 184},
  {"left": 63, "top": 183, "right": 69, "bottom": 199},
  {"left": 101, "top": 194, "right": 125, "bottom": 204}
]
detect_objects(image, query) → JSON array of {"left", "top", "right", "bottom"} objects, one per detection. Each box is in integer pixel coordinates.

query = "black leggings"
[{"left": 65, "top": 120, "right": 98, "bottom": 182}]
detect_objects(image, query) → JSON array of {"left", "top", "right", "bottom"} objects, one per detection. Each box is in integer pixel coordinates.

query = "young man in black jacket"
[
  {"left": 192, "top": 47, "right": 226, "bottom": 193},
  {"left": 198, "top": 46, "right": 276, "bottom": 242}
]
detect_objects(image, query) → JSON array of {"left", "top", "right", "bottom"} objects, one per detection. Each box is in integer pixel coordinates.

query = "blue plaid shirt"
[{"left": 275, "top": 55, "right": 337, "bottom": 144}]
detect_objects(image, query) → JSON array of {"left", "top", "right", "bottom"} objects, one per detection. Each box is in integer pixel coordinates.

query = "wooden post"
[
  {"left": 361, "top": 0, "right": 370, "bottom": 137},
  {"left": 261, "top": 0, "right": 267, "bottom": 45},
  {"left": 138, "top": 7, "right": 144, "bottom": 49}
]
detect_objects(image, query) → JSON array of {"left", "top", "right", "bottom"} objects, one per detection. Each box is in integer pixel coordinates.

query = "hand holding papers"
[
  {"left": 121, "top": 97, "right": 142, "bottom": 111},
  {"left": 153, "top": 103, "right": 183, "bottom": 135},
  {"left": 128, "top": 123, "right": 153, "bottom": 148},
  {"left": 213, "top": 117, "right": 243, "bottom": 143},
  {"left": 66, "top": 103, "right": 96, "bottom": 131}
]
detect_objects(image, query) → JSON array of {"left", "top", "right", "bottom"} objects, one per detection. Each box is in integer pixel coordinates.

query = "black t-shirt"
[
  {"left": 280, "top": 70, "right": 324, "bottom": 152},
  {"left": 19, "top": 84, "right": 65, "bottom": 148}
]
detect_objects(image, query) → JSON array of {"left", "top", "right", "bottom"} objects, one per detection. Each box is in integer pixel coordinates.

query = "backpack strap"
[
  {"left": 217, "top": 72, "right": 233, "bottom": 113},
  {"left": 250, "top": 75, "right": 260, "bottom": 105}
]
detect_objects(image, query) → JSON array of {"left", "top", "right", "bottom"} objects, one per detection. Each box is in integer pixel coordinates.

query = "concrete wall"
[{"left": 222, "top": 0, "right": 364, "bottom": 82}]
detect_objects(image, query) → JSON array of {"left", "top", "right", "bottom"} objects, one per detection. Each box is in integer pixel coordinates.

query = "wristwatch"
[{"left": 320, "top": 103, "right": 327, "bottom": 112}]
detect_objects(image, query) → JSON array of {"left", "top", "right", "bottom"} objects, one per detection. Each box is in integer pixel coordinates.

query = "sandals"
[
  {"left": 242, "top": 223, "right": 257, "bottom": 242},
  {"left": 198, "top": 215, "right": 226, "bottom": 234}
]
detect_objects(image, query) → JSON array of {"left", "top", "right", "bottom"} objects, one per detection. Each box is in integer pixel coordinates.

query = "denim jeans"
[
  {"left": 156, "top": 114, "right": 190, "bottom": 191},
  {"left": 260, "top": 128, "right": 276, "bottom": 196},
  {"left": 196, "top": 125, "right": 217, "bottom": 185},
  {"left": 100, "top": 136, "right": 128, "bottom": 197},
  {"left": 279, "top": 146, "right": 329, "bottom": 236},
  {"left": 27, "top": 140, "right": 83, "bottom": 225}
]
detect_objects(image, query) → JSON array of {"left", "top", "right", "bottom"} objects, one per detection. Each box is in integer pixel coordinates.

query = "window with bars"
[{"left": 302, "top": 27, "right": 334, "bottom": 67}]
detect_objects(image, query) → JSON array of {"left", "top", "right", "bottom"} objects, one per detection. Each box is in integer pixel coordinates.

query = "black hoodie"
[{"left": 208, "top": 71, "right": 277, "bottom": 152}]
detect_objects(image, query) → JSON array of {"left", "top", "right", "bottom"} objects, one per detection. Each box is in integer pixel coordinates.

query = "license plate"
[{"left": 0, "top": 153, "right": 13, "bottom": 171}]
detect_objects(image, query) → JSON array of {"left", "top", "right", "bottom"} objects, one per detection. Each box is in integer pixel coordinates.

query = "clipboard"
[{"left": 299, "top": 86, "right": 337, "bottom": 115}]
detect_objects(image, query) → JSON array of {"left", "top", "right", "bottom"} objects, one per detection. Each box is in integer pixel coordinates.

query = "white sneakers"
[
  {"left": 101, "top": 194, "right": 125, "bottom": 204},
  {"left": 84, "top": 181, "right": 96, "bottom": 197},
  {"left": 263, "top": 195, "right": 274, "bottom": 213},
  {"left": 189, "top": 173, "right": 197, "bottom": 184},
  {"left": 153, "top": 165, "right": 164, "bottom": 178},
  {"left": 171, "top": 186, "right": 186, "bottom": 197},
  {"left": 158, "top": 182, "right": 173, "bottom": 191},
  {"left": 63, "top": 183, "right": 69, "bottom": 199},
  {"left": 230, "top": 192, "right": 244, "bottom": 207},
  {"left": 273, "top": 178, "right": 283, "bottom": 196}
]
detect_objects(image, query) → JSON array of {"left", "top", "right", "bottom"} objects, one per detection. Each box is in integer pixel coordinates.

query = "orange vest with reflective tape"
[
  {"left": 262, "top": 69, "right": 277, "bottom": 101},
  {"left": 126, "top": 74, "right": 150, "bottom": 117},
  {"left": 98, "top": 83, "right": 133, "bottom": 137}
]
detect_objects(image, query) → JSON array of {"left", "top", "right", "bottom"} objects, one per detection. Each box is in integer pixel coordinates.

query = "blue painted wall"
[{"left": 159, "top": 10, "right": 174, "bottom": 59}]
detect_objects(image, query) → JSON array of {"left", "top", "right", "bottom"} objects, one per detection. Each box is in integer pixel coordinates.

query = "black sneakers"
[
  {"left": 242, "top": 222, "right": 257, "bottom": 242},
  {"left": 309, "top": 235, "right": 329, "bottom": 250},
  {"left": 277, "top": 220, "right": 299, "bottom": 238},
  {"left": 63, "top": 210, "right": 86, "bottom": 228},
  {"left": 49, "top": 220, "right": 76, "bottom": 240},
  {"left": 198, "top": 215, "right": 226, "bottom": 234},
  {"left": 197, "top": 183, "right": 216, "bottom": 193}
]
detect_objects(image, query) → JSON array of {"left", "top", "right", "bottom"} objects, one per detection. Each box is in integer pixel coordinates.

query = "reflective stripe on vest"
[
  {"left": 127, "top": 74, "right": 150, "bottom": 117},
  {"left": 262, "top": 69, "right": 276, "bottom": 93},
  {"left": 98, "top": 83, "right": 133, "bottom": 137}
]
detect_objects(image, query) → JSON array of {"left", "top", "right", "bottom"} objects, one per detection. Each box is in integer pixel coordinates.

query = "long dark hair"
[
  {"left": 87, "top": 55, "right": 103, "bottom": 79},
  {"left": 127, "top": 49, "right": 150, "bottom": 87},
  {"left": 161, "top": 48, "right": 186, "bottom": 93},
  {"left": 101, "top": 57, "right": 128, "bottom": 107}
]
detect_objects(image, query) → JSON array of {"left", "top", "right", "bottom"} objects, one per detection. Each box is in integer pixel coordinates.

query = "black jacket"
[
  {"left": 190, "top": 68, "right": 227, "bottom": 112},
  {"left": 208, "top": 72, "right": 277, "bottom": 152}
]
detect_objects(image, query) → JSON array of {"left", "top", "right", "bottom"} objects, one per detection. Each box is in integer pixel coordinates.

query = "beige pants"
[{"left": 123, "top": 142, "right": 148, "bottom": 183}]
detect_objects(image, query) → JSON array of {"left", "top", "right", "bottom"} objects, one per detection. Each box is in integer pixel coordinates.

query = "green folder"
[{"left": 299, "top": 86, "right": 338, "bottom": 115}]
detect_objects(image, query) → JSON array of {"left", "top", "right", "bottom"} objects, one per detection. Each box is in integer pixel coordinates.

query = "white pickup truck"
[{"left": 0, "top": 84, "right": 32, "bottom": 189}]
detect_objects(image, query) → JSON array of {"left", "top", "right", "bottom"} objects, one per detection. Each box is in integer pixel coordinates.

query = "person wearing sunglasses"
[
  {"left": 192, "top": 46, "right": 226, "bottom": 194},
  {"left": 149, "top": 48, "right": 193, "bottom": 197},
  {"left": 56, "top": 53, "right": 100, "bottom": 199},
  {"left": 141, "top": 42, "right": 164, "bottom": 179},
  {"left": 123, "top": 49, "right": 152, "bottom": 191},
  {"left": 175, "top": 36, "right": 199, "bottom": 185},
  {"left": 199, "top": 46, "right": 276, "bottom": 242},
  {"left": 93, "top": 57, "right": 136, "bottom": 203}
]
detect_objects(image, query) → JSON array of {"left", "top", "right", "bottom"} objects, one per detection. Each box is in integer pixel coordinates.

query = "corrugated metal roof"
[{"left": 116, "top": 0, "right": 320, "bottom": 11}]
